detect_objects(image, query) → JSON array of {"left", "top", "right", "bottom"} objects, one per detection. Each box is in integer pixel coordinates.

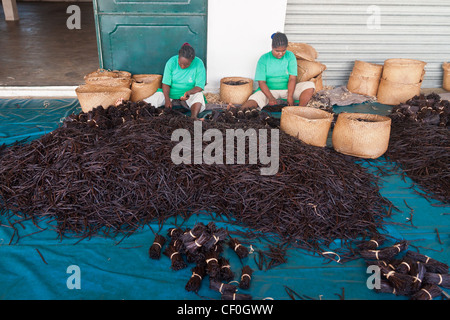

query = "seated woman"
[
  {"left": 130, "top": 43, "right": 207, "bottom": 119},
  {"left": 233, "top": 32, "right": 315, "bottom": 112}
]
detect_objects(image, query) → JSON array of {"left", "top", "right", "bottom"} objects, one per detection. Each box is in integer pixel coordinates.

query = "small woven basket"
[
  {"left": 84, "top": 69, "right": 132, "bottom": 88},
  {"left": 130, "top": 74, "right": 162, "bottom": 102},
  {"left": 84, "top": 68, "right": 132, "bottom": 79},
  {"left": 347, "top": 60, "right": 383, "bottom": 97},
  {"left": 332, "top": 112, "right": 391, "bottom": 159},
  {"left": 280, "top": 106, "right": 334, "bottom": 147},
  {"left": 220, "top": 77, "right": 254, "bottom": 105},
  {"left": 76, "top": 84, "right": 132, "bottom": 113}
]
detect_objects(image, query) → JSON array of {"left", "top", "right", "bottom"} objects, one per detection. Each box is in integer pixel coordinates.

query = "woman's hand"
[
  {"left": 181, "top": 87, "right": 202, "bottom": 101},
  {"left": 287, "top": 96, "right": 294, "bottom": 106},
  {"left": 180, "top": 91, "right": 190, "bottom": 101},
  {"left": 268, "top": 97, "right": 278, "bottom": 106}
]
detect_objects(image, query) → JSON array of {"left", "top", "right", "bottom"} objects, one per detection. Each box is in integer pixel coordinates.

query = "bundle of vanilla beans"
[
  {"left": 383, "top": 93, "right": 450, "bottom": 204},
  {"left": 0, "top": 100, "right": 392, "bottom": 259},
  {"left": 148, "top": 221, "right": 254, "bottom": 299},
  {"left": 359, "top": 238, "right": 449, "bottom": 300}
]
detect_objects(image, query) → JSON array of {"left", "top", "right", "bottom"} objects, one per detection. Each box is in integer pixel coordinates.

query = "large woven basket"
[
  {"left": 130, "top": 74, "right": 162, "bottom": 102},
  {"left": 376, "top": 78, "right": 422, "bottom": 105},
  {"left": 443, "top": 62, "right": 450, "bottom": 91},
  {"left": 76, "top": 84, "right": 132, "bottom": 113},
  {"left": 347, "top": 60, "right": 383, "bottom": 97},
  {"left": 280, "top": 106, "right": 333, "bottom": 147},
  {"left": 287, "top": 42, "right": 318, "bottom": 61},
  {"left": 84, "top": 69, "right": 132, "bottom": 88},
  {"left": 382, "top": 58, "right": 426, "bottom": 84},
  {"left": 297, "top": 59, "right": 327, "bottom": 82},
  {"left": 220, "top": 77, "right": 254, "bottom": 105},
  {"left": 332, "top": 112, "right": 391, "bottom": 159}
]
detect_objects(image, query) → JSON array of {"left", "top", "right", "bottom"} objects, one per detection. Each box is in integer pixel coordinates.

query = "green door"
[{"left": 92, "top": 0, "right": 207, "bottom": 75}]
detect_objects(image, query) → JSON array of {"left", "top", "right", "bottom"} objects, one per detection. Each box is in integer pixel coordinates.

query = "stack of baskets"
[
  {"left": 288, "top": 42, "right": 326, "bottom": 92},
  {"left": 376, "top": 58, "right": 426, "bottom": 105},
  {"left": 76, "top": 69, "right": 162, "bottom": 113}
]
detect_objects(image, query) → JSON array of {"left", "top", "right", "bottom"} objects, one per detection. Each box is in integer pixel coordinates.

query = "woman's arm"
[
  {"left": 287, "top": 75, "right": 297, "bottom": 106},
  {"left": 162, "top": 83, "right": 172, "bottom": 108}
]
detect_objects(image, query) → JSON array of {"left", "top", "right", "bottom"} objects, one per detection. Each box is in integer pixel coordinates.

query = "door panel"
[{"left": 93, "top": 0, "right": 207, "bottom": 75}]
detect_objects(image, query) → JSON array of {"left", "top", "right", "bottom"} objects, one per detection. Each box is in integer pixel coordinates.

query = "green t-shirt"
[
  {"left": 254, "top": 50, "right": 298, "bottom": 90},
  {"left": 161, "top": 55, "right": 206, "bottom": 99}
]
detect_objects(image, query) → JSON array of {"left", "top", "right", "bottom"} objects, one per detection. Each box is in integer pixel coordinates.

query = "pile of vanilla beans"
[
  {"left": 358, "top": 236, "right": 449, "bottom": 300},
  {"left": 384, "top": 93, "right": 449, "bottom": 204},
  {"left": 0, "top": 100, "right": 393, "bottom": 259}
]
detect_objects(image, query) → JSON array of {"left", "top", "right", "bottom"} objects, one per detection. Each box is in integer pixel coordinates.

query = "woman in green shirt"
[
  {"left": 144, "top": 43, "right": 207, "bottom": 119},
  {"left": 235, "top": 32, "right": 315, "bottom": 111}
]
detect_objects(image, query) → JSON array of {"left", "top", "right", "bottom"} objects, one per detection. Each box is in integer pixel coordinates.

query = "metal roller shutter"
[{"left": 284, "top": 0, "right": 450, "bottom": 88}]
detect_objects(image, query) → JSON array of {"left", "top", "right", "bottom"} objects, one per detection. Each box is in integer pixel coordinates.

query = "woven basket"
[
  {"left": 376, "top": 78, "right": 422, "bottom": 105},
  {"left": 332, "top": 112, "right": 391, "bottom": 159},
  {"left": 287, "top": 42, "right": 318, "bottom": 61},
  {"left": 443, "top": 62, "right": 450, "bottom": 91},
  {"left": 297, "top": 59, "right": 327, "bottom": 82},
  {"left": 130, "top": 74, "right": 162, "bottom": 102},
  {"left": 84, "top": 69, "right": 132, "bottom": 88},
  {"left": 382, "top": 58, "right": 426, "bottom": 84},
  {"left": 280, "top": 106, "right": 333, "bottom": 147},
  {"left": 84, "top": 68, "right": 131, "bottom": 80},
  {"left": 220, "top": 77, "right": 254, "bottom": 105},
  {"left": 347, "top": 60, "right": 383, "bottom": 97},
  {"left": 76, "top": 84, "right": 132, "bottom": 113},
  {"left": 310, "top": 73, "right": 323, "bottom": 92}
]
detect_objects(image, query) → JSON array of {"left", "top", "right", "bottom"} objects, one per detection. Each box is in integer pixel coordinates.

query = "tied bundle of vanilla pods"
[
  {"left": 0, "top": 100, "right": 392, "bottom": 258},
  {"left": 360, "top": 238, "right": 449, "bottom": 300},
  {"left": 383, "top": 94, "right": 450, "bottom": 204},
  {"left": 159, "top": 221, "right": 253, "bottom": 299}
]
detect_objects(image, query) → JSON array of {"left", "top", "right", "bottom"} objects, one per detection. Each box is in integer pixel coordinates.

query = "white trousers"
[
  {"left": 144, "top": 91, "right": 206, "bottom": 113},
  {"left": 248, "top": 81, "right": 315, "bottom": 108}
]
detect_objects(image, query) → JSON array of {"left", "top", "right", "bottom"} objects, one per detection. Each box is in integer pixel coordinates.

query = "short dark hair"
[
  {"left": 271, "top": 32, "right": 288, "bottom": 48},
  {"left": 179, "top": 43, "right": 196, "bottom": 60}
]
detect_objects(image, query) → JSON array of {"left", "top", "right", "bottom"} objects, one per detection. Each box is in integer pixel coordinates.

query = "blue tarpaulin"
[{"left": 0, "top": 98, "right": 448, "bottom": 300}]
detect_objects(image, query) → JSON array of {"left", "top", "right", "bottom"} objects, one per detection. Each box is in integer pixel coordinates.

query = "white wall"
[{"left": 206, "top": 0, "right": 288, "bottom": 93}]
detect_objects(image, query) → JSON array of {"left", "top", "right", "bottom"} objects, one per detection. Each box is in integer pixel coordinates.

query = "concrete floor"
[{"left": 0, "top": 1, "right": 99, "bottom": 86}]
